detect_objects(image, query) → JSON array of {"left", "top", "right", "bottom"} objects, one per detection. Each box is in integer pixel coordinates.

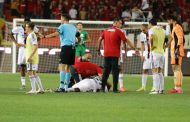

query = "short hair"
[
  {"left": 76, "top": 22, "right": 83, "bottom": 25},
  {"left": 168, "top": 15, "right": 178, "bottom": 21},
  {"left": 113, "top": 18, "right": 124, "bottom": 25},
  {"left": 61, "top": 13, "right": 70, "bottom": 21},
  {"left": 24, "top": 17, "right": 31, "bottom": 22},
  {"left": 142, "top": 24, "right": 148, "bottom": 28},
  {"left": 149, "top": 18, "right": 157, "bottom": 26},
  {"left": 26, "top": 22, "right": 35, "bottom": 30}
]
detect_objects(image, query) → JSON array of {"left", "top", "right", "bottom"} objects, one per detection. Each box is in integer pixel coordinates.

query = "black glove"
[{"left": 175, "top": 46, "right": 180, "bottom": 59}]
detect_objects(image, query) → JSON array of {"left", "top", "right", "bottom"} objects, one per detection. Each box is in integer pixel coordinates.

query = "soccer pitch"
[{"left": 0, "top": 73, "right": 190, "bottom": 122}]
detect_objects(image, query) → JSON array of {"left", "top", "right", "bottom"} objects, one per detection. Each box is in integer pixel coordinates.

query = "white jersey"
[
  {"left": 140, "top": 32, "right": 152, "bottom": 69},
  {"left": 140, "top": 32, "right": 149, "bottom": 56},
  {"left": 71, "top": 77, "right": 102, "bottom": 92},
  {"left": 12, "top": 26, "right": 39, "bottom": 65},
  {"left": 165, "top": 24, "right": 171, "bottom": 36},
  {"left": 12, "top": 26, "right": 25, "bottom": 44},
  {"left": 12, "top": 26, "right": 39, "bottom": 44}
]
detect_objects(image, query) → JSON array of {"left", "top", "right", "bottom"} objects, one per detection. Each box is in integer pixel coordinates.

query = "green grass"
[{"left": 0, "top": 73, "right": 190, "bottom": 122}]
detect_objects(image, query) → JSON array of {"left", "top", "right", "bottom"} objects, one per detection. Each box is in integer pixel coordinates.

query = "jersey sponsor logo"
[{"left": 107, "top": 29, "right": 116, "bottom": 32}]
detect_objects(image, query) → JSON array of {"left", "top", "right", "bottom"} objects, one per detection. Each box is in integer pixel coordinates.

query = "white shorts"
[
  {"left": 143, "top": 54, "right": 152, "bottom": 70},
  {"left": 17, "top": 47, "right": 25, "bottom": 65},
  {"left": 72, "top": 78, "right": 101, "bottom": 92},
  {"left": 26, "top": 64, "right": 38, "bottom": 71},
  {"left": 151, "top": 52, "right": 165, "bottom": 69}
]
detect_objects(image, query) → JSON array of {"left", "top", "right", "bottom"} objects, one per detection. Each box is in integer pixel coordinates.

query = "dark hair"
[
  {"left": 113, "top": 18, "right": 124, "bottom": 25},
  {"left": 167, "top": 15, "right": 177, "bottom": 21},
  {"left": 26, "top": 22, "right": 35, "bottom": 30},
  {"left": 149, "top": 18, "right": 157, "bottom": 26},
  {"left": 142, "top": 24, "right": 148, "bottom": 27},
  {"left": 76, "top": 22, "right": 83, "bottom": 25},
  {"left": 61, "top": 13, "right": 70, "bottom": 21},
  {"left": 24, "top": 17, "right": 31, "bottom": 22}
]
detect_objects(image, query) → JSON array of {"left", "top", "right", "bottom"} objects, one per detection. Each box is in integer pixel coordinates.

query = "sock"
[
  {"left": 29, "top": 76, "right": 36, "bottom": 91},
  {"left": 35, "top": 75, "right": 44, "bottom": 91},
  {"left": 21, "top": 77, "right": 26, "bottom": 86},
  {"left": 65, "top": 73, "right": 71, "bottom": 91},
  {"left": 119, "top": 74, "right": 124, "bottom": 88},
  {"left": 159, "top": 73, "right": 164, "bottom": 91},
  {"left": 174, "top": 71, "right": 177, "bottom": 89},
  {"left": 142, "top": 74, "right": 147, "bottom": 88},
  {"left": 59, "top": 71, "right": 66, "bottom": 89},
  {"left": 153, "top": 73, "right": 160, "bottom": 91}
]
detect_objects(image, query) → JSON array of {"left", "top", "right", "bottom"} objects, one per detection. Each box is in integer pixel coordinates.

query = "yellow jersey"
[
  {"left": 149, "top": 26, "right": 165, "bottom": 55},
  {"left": 25, "top": 31, "right": 39, "bottom": 64}
]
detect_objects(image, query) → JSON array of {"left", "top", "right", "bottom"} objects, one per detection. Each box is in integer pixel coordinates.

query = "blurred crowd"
[{"left": 0, "top": 0, "right": 190, "bottom": 33}]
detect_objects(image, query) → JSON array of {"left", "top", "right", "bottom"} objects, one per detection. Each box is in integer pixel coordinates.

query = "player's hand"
[
  {"left": 39, "top": 34, "right": 45, "bottom": 39},
  {"left": 175, "top": 48, "right": 179, "bottom": 59},
  {"left": 16, "top": 43, "right": 25, "bottom": 47},
  {"left": 141, "top": 56, "right": 145, "bottom": 61},
  {"left": 134, "top": 49, "right": 140, "bottom": 56},
  {"left": 27, "top": 58, "right": 32, "bottom": 63},
  {"left": 97, "top": 49, "right": 101, "bottom": 56}
]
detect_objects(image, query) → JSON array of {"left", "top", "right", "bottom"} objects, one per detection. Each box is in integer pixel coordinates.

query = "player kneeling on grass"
[
  {"left": 67, "top": 76, "right": 110, "bottom": 92},
  {"left": 24, "top": 22, "right": 44, "bottom": 94}
]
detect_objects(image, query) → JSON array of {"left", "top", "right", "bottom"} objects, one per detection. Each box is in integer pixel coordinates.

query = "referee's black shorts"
[{"left": 59, "top": 45, "right": 75, "bottom": 65}]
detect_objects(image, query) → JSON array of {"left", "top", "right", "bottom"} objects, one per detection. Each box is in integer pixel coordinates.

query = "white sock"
[
  {"left": 35, "top": 75, "right": 44, "bottom": 91},
  {"left": 159, "top": 73, "right": 164, "bottom": 91},
  {"left": 142, "top": 74, "right": 147, "bottom": 88},
  {"left": 29, "top": 76, "right": 36, "bottom": 91},
  {"left": 153, "top": 73, "right": 160, "bottom": 91},
  {"left": 21, "top": 77, "right": 26, "bottom": 86},
  {"left": 119, "top": 74, "right": 124, "bottom": 88}
]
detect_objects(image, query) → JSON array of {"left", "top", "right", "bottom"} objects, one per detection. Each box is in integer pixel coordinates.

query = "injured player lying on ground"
[{"left": 61, "top": 76, "right": 111, "bottom": 92}]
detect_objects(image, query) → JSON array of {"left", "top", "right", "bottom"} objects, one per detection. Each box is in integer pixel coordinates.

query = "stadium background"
[{"left": 0, "top": 0, "right": 190, "bottom": 75}]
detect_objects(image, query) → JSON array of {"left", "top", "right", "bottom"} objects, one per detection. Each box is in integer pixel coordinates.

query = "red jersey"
[
  {"left": 101, "top": 26, "right": 126, "bottom": 57},
  {"left": 73, "top": 62, "right": 103, "bottom": 78}
]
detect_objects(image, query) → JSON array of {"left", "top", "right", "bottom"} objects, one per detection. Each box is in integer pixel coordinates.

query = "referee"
[
  {"left": 97, "top": 18, "right": 135, "bottom": 93},
  {"left": 43, "top": 14, "right": 80, "bottom": 92}
]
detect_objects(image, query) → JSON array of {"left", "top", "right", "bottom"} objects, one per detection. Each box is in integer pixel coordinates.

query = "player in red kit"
[{"left": 97, "top": 18, "right": 135, "bottom": 93}]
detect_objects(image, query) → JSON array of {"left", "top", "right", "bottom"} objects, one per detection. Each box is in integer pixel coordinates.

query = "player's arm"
[
  {"left": 140, "top": 42, "right": 145, "bottom": 61},
  {"left": 86, "top": 33, "right": 91, "bottom": 42},
  {"left": 149, "top": 33, "right": 154, "bottom": 51},
  {"left": 44, "top": 31, "right": 59, "bottom": 38},
  {"left": 76, "top": 31, "right": 81, "bottom": 43},
  {"left": 97, "top": 36, "right": 103, "bottom": 56},
  {"left": 122, "top": 41, "right": 127, "bottom": 56},
  {"left": 175, "top": 26, "right": 184, "bottom": 46},
  {"left": 10, "top": 32, "right": 17, "bottom": 44},
  {"left": 10, "top": 32, "right": 25, "bottom": 47},
  {"left": 125, "top": 37, "right": 136, "bottom": 49},
  {"left": 165, "top": 34, "right": 172, "bottom": 48}
]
